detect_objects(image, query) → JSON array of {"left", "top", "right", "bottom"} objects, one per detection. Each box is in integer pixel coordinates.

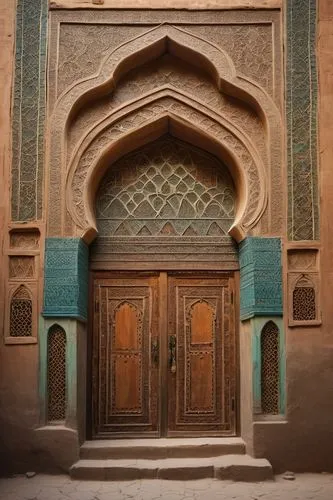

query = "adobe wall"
[
  {"left": 0, "top": 0, "right": 39, "bottom": 475},
  {"left": 0, "top": 0, "right": 333, "bottom": 475},
  {"left": 252, "top": 1, "right": 333, "bottom": 472}
]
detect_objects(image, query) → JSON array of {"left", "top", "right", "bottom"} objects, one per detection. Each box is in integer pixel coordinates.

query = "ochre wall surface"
[
  {"left": 251, "top": 1, "right": 333, "bottom": 472},
  {"left": 0, "top": 0, "right": 333, "bottom": 475},
  {"left": 0, "top": 0, "right": 42, "bottom": 474}
]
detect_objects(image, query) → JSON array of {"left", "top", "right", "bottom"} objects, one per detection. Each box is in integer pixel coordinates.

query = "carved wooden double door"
[{"left": 91, "top": 272, "right": 237, "bottom": 438}]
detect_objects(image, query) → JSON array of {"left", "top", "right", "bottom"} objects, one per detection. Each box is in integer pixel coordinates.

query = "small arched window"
[
  {"left": 10, "top": 285, "right": 32, "bottom": 337},
  {"left": 47, "top": 325, "right": 66, "bottom": 422},
  {"left": 261, "top": 321, "right": 279, "bottom": 414},
  {"left": 293, "top": 275, "right": 316, "bottom": 321}
]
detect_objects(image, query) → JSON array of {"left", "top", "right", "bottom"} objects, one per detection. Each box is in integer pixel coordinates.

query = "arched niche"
[
  {"left": 67, "top": 105, "right": 266, "bottom": 244},
  {"left": 47, "top": 24, "right": 281, "bottom": 239}
]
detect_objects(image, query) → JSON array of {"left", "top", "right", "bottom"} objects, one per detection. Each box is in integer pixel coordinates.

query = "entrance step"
[
  {"left": 70, "top": 455, "right": 273, "bottom": 481},
  {"left": 80, "top": 437, "right": 246, "bottom": 460},
  {"left": 70, "top": 438, "right": 273, "bottom": 481}
]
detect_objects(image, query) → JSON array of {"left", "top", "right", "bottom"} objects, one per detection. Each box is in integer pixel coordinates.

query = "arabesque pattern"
[
  {"left": 96, "top": 136, "right": 235, "bottom": 237},
  {"left": 261, "top": 321, "right": 279, "bottom": 415},
  {"left": 287, "top": 0, "right": 318, "bottom": 240},
  {"left": 72, "top": 95, "right": 262, "bottom": 232},
  {"left": 47, "top": 325, "right": 66, "bottom": 422},
  {"left": 10, "top": 286, "right": 33, "bottom": 337},
  {"left": 12, "top": 0, "right": 47, "bottom": 221},
  {"left": 293, "top": 286, "right": 316, "bottom": 321}
]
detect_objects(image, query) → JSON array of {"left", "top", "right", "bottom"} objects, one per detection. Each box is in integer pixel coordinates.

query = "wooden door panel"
[
  {"left": 92, "top": 275, "right": 159, "bottom": 438},
  {"left": 167, "top": 275, "right": 236, "bottom": 436}
]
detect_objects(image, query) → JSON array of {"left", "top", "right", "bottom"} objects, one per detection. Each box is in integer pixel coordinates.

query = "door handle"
[
  {"left": 169, "top": 335, "right": 176, "bottom": 373},
  {"left": 151, "top": 338, "right": 159, "bottom": 367}
]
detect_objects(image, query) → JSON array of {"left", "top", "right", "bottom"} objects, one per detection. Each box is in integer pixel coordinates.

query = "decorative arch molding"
[
  {"left": 56, "top": 24, "right": 279, "bottom": 124},
  {"left": 66, "top": 91, "right": 267, "bottom": 243},
  {"left": 47, "top": 24, "right": 282, "bottom": 239}
]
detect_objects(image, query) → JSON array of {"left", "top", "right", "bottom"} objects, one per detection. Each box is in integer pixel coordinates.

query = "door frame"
[{"left": 86, "top": 269, "right": 240, "bottom": 439}]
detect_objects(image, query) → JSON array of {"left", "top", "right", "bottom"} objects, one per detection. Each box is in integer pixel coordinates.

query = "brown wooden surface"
[
  {"left": 167, "top": 273, "right": 236, "bottom": 436},
  {"left": 92, "top": 273, "right": 160, "bottom": 438},
  {"left": 92, "top": 272, "right": 236, "bottom": 437}
]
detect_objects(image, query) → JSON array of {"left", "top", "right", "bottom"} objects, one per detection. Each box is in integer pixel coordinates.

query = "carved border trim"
[
  {"left": 66, "top": 91, "right": 267, "bottom": 243},
  {"left": 11, "top": 0, "right": 48, "bottom": 221},
  {"left": 286, "top": 0, "right": 319, "bottom": 240},
  {"left": 47, "top": 24, "right": 280, "bottom": 241}
]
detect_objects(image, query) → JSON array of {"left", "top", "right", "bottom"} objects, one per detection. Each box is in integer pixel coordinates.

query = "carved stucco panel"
[
  {"left": 67, "top": 94, "right": 266, "bottom": 238},
  {"left": 47, "top": 23, "right": 281, "bottom": 239},
  {"left": 57, "top": 22, "right": 274, "bottom": 102},
  {"left": 68, "top": 54, "right": 266, "bottom": 164}
]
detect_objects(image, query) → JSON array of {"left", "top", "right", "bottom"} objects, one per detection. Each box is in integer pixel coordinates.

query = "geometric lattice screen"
[
  {"left": 10, "top": 285, "right": 32, "bottom": 337},
  {"left": 47, "top": 325, "right": 66, "bottom": 421},
  {"left": 96, "top": 135, "right": 235, "bottom": 237},
  {"left": 293, "top": 286, "right": 316, "bottom": 321},
  {"left": 261, "top": 321, "right": 279, "bottom": 414}
]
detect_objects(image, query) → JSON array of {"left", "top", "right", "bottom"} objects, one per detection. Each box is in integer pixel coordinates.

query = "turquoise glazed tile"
[
  {"left": 287, "top": 0, "right": 319, "bottom": 240},
  {"left": 12, "top": 0, "right": 48, "bottom": 221},
  {"left": 239, "top": 237, "right": 283, "bottom": 320},
  {"left": 43, "top": 238, "right": 89, "bottom": 321}
]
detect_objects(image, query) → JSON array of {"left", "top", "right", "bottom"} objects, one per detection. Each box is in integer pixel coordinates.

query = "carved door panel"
[
  {"left": 92, "top": 272, "right": 236, "bottom": 438},
  {"left": 92, "top": 274, "right": 160, "bottom": 438},
  {"left": 167, "top": 274, "right": 236, "bottom": 436}
]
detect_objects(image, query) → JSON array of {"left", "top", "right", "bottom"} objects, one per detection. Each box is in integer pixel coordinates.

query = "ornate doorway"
[
  {"left": 91, "top": 272, "right": 236, "bottom": 438},
  {"left": 89, "top": 134, "right": 239, "bottom": 438}
]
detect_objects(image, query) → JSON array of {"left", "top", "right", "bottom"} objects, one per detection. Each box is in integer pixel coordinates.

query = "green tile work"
[
  {"left": 287, "top": 0, "right": 319, "bottom": 240},
  {"left": 11, "top": 0, "right": 48, "bottom": 221},
  {"left": 239, "top": 237, "right": 283, "bottom": 320},
  {"left": 43, "top": 238, "right": 89, "bottom": 321}
]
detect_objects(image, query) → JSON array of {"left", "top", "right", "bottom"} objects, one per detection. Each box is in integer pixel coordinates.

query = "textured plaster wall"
[
  {"left": 252, "top": 0, "right": 333, "bottom": 472},
  {"left": 0, "top": 0, "right": 41, "bottom": 475},
  {"left": 0, "top": 1, "right": 49, "bottom": 476},
  {"left": 1, "top": 0, "right": 333, "bottom": 476}
]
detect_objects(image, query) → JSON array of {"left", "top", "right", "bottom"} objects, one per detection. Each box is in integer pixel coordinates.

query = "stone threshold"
[
  {"left": 80, "top": 437, "right": 246, "bottom": 460},
  {"left": 70, "top": 455, "right": 273, "bottom": 481}
]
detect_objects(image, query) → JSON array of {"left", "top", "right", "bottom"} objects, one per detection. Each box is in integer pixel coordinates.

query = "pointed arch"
[
  {"left": 9, "top": 285, "right": 33, "bottom": 337},
  {"left": 47, "top": 324, "right": 67, "bottom": 422},
  {"left": 260, "top": 321, "right": 279, "bottom": 415},
  {"left": 47, "top": 24, "right": 281, "bottom": 239},
  {"left": 66, "top": 92, "right": 267, "bottom": 243},
  {"left": 292, "top": 275, "right": 316, "bottom": 322}
]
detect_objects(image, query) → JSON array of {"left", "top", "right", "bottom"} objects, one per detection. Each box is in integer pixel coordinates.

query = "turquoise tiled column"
[
  {"left": 239, "top": 237, "right": 285, "bottom": 416},
  {"left": 12, "top": 0, "right": 48, "bottom": 221},
  {"left": 43, "top": 238, "right": 89, "bottom": 321},
  {"left": 39, "top": 317, "right": 78, "bottom": 427},
  {"left": 40, "top": 238, "right": 88, "bottom": 434},
  {"left": 239, "top": 237, "right": 283, "bottom": 320},
  {"left": 286, "top": 0, "right": 319, "bottom": 240}
]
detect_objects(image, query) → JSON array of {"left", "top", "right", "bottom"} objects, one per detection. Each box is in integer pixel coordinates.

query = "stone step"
[
  {"left": 70, "top": 455, "right": 273, "bottom": 482},
  {"left": 80, "top": 437, "right": 246, "bottom": 460}
]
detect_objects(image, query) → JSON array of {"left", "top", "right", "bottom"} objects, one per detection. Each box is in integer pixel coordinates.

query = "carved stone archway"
[
  {"left": 40, "top": 15, "right": 285, "bottom": 457},
  {"left": 46, "top": 24, "right": 281, "bottom": 240},
  {"left": 66, "top": 92, "right": 267, "bottom": 243}
]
